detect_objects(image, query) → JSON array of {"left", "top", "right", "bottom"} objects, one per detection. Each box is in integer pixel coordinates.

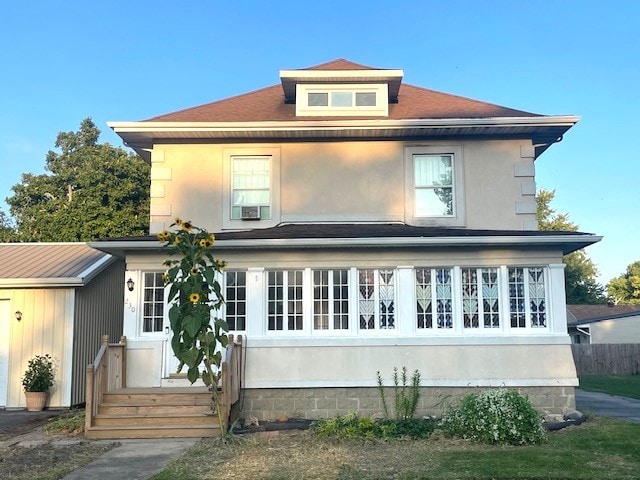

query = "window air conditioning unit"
[{"left": 240, "top": 205, "right": 260, "bottom": 220}]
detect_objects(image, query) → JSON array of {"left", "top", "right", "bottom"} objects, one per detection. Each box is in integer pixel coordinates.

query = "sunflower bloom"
[
  {"left": 161, "top": 273, "right": 169, "bottom": 284},
  {"left": 209, "top": 234, "right": 215, "bottom": 243},
  {"left": 182, "top": 221, "right": 193, "bottom": 232},
  {"left": 199, "top": 238, "right": 208, "bottom": 248},
  {"left": 189, "top": 292, "right": 200, "bottom": 303},
  {"left": 174, "top": 217, "right": 182, "bottom": 225},
  {"left": 173, "top": 236, "right": 182, "bottom": 245}
]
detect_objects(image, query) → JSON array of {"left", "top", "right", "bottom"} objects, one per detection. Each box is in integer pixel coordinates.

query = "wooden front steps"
[{"left": 85, "top": 387, "right": 222, "bottom": 439}]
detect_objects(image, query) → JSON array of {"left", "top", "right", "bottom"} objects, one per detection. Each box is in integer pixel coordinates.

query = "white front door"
[{"left": 0, "top": 300, "right": 11, "bottom": 407}]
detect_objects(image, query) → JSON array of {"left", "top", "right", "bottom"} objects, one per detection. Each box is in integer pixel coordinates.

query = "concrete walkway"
[
  {"left": 575, "top": 388, "right": 640, "bottom": 423},
  {"left": 61, "top": 438, "right": 198, "bottom": 480}
]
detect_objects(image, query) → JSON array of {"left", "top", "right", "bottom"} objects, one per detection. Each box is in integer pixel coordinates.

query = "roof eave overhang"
[
  {"left": 108, "top": 116, "right": 579, "bottom": 162},
  {"left": 90, "top": 234, "right": 600, "bottom": 258}
]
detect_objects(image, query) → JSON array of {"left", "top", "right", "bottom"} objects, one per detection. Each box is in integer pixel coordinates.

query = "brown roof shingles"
[
  {"left": 147, "top": 59, "right": 539, "bottom": 123},
  {"left": 567, "top": 304, "right": 640, "bottom": 324}
]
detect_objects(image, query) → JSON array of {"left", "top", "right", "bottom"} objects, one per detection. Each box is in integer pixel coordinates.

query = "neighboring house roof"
[
  {"left": 91, "top": 224, "right": 600, "bottom": 257},
  {"left": 0, "top": 243, "right": 115, "bottom": 288},
  {"left": 567, "top": 304, "right": 640, "bottom": 325},
  {"left": 108, "top": 59, "right": 578, "bottom": 162}
]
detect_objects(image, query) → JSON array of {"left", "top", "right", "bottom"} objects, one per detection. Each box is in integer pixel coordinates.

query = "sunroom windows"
[{"left": 135, "top": 265, "right": 551, "bottom": 338}]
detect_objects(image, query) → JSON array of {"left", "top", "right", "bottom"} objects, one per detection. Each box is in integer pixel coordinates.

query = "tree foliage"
[
  {"left": 6, "top": 118, "right": 150, "bottom": 242},
  {"left": 536, "top": 189, "right": 606, "bottom": 304},
  {"left": 607, "top": 261, "right": 640, "bottom": 305},
  {"left": 0, "top": 208, "right": 16, "bottom": 242}
]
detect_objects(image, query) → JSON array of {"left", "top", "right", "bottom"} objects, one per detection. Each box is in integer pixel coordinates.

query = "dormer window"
[{"left": 295, "top": 84, "right": 389, "bottom": 117}]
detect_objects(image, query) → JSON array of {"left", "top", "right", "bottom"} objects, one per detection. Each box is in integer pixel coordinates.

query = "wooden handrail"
[
  {"left": 220, "top": 334, "right": 243, "bottom": 430},
  {"left": 85, "top": 334, "right": 127, "bottom": 432}
]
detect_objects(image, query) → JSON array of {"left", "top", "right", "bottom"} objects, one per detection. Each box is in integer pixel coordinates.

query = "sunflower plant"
[{"left": 159, "top": 218, "right": 228, "bottom": 430}]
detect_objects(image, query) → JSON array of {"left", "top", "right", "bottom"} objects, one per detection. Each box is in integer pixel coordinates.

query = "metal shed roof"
[{"left": 0, "top": 243, "right": 115, "bottom": 288}]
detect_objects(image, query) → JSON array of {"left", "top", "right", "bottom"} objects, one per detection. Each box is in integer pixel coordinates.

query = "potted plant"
[{"left": 22, "top": 354, "right": 55, "bottom": 411}]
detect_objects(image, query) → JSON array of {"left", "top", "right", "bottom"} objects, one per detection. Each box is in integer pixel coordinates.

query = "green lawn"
[
  {"left": 579, "top": 374, "right": 640, "bottom": 400},
  {"left": 152, "top": 416, "right": 640, "bottom": 480}
]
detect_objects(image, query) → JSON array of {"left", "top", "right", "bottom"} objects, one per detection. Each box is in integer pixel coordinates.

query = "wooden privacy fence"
[{"left": 572, "top": 343, "right": 640, "bottom": 375}]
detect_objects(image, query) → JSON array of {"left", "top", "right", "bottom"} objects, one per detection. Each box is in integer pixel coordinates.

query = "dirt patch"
[
  {"left": 0, "top": 413, "right": 118, "bottom": 480},
  {"left": 0, "top": 413, "right": 60, "bottom": 441}
]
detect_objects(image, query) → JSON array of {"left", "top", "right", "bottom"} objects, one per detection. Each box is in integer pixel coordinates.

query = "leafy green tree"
[
  {"left": 537, "top": 189, "right": 606, "bottom": 304},
  {"left": 0, "top": 208, "right": 16, "bottom": 242},
  {"left": 6, "top": 118, "right": 150, "bottom": 241},
  {"left": 607, "top": 261, "right": 640, "bottom": 305}
]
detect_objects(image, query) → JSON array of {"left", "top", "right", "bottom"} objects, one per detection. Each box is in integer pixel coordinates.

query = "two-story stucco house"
[{"left": 94, "top": 59, "right": 600, "bottom": 420}]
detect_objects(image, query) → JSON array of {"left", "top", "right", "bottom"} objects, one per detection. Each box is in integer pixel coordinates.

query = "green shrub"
[
  {"left": 440, "top": 389, "right": 546, "bottom": 445},
  {"left": 313, "top": 412, "right": 435, "bottom": 440}
]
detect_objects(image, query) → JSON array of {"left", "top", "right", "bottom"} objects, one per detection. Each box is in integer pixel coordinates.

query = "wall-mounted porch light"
[
  {"left": 15, "top": 311, "right": 22, "bottom": 322},
  {"left": 126, "top": 278, "right": 135, "bottom": 292}
]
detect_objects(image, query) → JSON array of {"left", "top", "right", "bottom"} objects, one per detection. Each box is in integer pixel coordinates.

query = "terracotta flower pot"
[{"left": 25, "top": 391, "right": 48, "bottom": 411}]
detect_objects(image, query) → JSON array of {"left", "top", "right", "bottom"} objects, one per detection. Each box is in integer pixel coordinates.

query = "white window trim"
[
  {"left": 296, "top": 83, "right": 389, "bottom": 117},
  {"left": 222, "top": 147, "right": 281, "bottom": 230},
  {"left": 404, "top": 145, "right": 465, "bottom": 227}
]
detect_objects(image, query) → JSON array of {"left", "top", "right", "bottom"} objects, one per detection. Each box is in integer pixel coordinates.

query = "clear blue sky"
[{"left": 0, "top": 0, "right": 638, "bottom": 283}]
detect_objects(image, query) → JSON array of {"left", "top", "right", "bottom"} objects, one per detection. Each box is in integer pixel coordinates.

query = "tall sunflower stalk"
[{"left": 158, "top": 219, "right": 228, "bottom": 432}]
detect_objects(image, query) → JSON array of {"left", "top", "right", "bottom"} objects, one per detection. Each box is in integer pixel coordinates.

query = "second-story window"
[
  {"left": 231, "top": 156, "right": 271, "bottom": 220},
  {"left": 414, "top": 154, "right": 454, "bottom": 216}
]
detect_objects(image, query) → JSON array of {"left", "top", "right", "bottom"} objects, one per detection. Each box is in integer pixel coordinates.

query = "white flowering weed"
[{"left": 440, "top": 389, "right": 546, "bottom": 445}]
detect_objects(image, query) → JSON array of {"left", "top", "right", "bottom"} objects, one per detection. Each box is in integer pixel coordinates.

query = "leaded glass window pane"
[
  {"left": 509, "top": 268, "right": 526, "bottom": 328},
  {"left": 358, "top": 269, "right": 394, "bottom": 331},
  {"left": 359, "top": 269, "right": 375, "bottom": 330},
  {"left": 482, "top": 268, "right": 500, "bottom": 328},
  {"left": 416, "top": 268, "right": 433, "bottom": 329},
  {"left": 529, "top": 268, "right": 546, "bottom": 327},
  {"left": 142, "top": 272, "right": 164, "bottom": 333},
  {"left": 435, "top": 268, "right": 453, "bottom": 328},
  {"left": 462, "top": 268, "right": 479, "bottom": 328}
]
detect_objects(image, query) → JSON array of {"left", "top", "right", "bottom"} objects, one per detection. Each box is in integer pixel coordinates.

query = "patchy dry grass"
[
  {"left": 153, "top": 416, "right": 640, "bottom": 480},
  {"left": 0, "top": 442, "right": 115, "bottom": 480}
]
